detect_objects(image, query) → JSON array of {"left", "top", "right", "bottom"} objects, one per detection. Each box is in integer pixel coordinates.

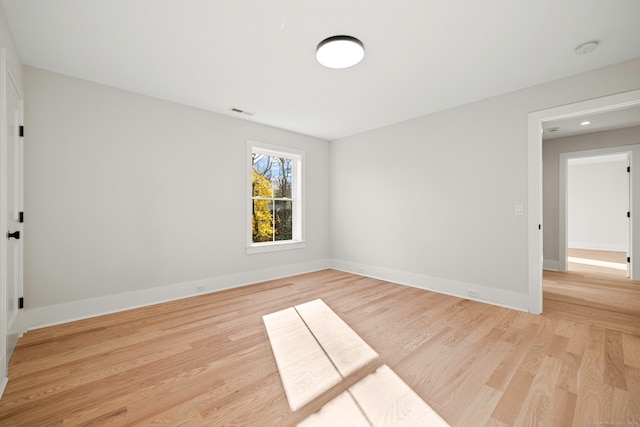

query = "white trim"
[
  {"left": 528, "top": 89, "right": 640, "bottom": 314},
  {"left": 527, "top": 106, "right": 543, "bottom": 314},
  {"left": 247, "top": 140, "right": 305, "bottom": 253},
  {"left": 331, "top": 259, "right": 529, "bottom": 312},
  {"left": 23, "top": 259, "right": 532, "bottom": 332},
  {"left": 6, "top": 67, "right": 24, "bottom": 344},
  {"left": 559, "top": 146, "right": 637, "bottom": 275},
  {"left": 0, "top": 374, "right": 7, "bottom": 400},
  {"left": 246, "top": 240, "right": 306, "bottom": 254},
  {"left": 24, "top": 259, "right": 332, "bottom": 330},
  {"left": 568, "top": 242, "right": 628, "bottom": 252},
  {"left": 0, "top": 48, "right": 7, "bottom": 390}
]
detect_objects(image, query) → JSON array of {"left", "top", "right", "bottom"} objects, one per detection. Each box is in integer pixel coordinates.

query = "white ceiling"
[
  {"left": 543, "top": 105, "right": 640, "bottom": 140},
  {"left": 3, "top": 0, "right": 640, "bottom": 141}
]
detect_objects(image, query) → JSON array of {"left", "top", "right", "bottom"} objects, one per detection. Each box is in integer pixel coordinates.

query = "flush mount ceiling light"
[
  {"left": 580, "top": 120, "right": 591, "bottom": 126},
  {"left": 316, "top": 35, "right": 364, "bottom": 69}
]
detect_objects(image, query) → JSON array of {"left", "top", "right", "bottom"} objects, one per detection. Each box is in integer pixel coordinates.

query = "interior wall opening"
[
  {"left": 566, "top": 153, "right": 630, "bottom": 279},
  {"left": 528, "top": 88, "right": 640, "bottom": 315}
]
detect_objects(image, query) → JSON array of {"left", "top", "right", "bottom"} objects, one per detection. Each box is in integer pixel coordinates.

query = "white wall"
[
  {"left": 330, "top": 58, "right": 640, "bottom": 311},
  {"left": 543, "top": 126, "right": 640, "bottom": 264},
  {"left": 23, "top": 67, "right": 330, "bottom": 327},
  {"left": 568, "top": 158, "right": 628, "bottom": 252},
  {"left": 18, "top": 55, "right": 640, "bottom": 324}
]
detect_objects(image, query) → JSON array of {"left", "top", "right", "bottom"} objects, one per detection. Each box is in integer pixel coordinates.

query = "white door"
[{"left": 3, "top": 66, "right": 23, "bottom": 372}]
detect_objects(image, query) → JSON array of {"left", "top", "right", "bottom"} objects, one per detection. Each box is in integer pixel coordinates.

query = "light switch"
[{"left": 515, "top": 204, "right": 524, "bottom": 216}]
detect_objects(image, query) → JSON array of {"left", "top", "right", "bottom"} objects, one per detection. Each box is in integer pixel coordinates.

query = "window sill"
[{"left": 246, "top": 241, "right": 306, "bottom": 254}]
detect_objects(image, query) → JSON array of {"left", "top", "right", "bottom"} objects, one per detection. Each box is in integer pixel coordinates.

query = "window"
[{"left": 247, "top": 142, "right": 304, "bottom": 254}]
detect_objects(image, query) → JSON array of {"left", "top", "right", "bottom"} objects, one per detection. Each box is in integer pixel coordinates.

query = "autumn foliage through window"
[{"left": 252, "top": 152, "right": 295, "bottom": 243}]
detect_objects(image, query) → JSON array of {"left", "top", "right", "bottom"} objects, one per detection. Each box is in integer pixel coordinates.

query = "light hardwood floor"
[
  {"left": 1, "top": 269, "right": 639, "bottom": 426},
  {"left": 567, "top": 248, "right": 628, "bottom": 265},
  {"left": 544, "top": 249, "right": 640, "bottom": 335}
]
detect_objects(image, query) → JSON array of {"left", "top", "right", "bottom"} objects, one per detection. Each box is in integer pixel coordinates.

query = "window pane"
[
  {"left": 274, "top": 200, "right": 293, "bottom": 241},
  {"left": 252, "top": 169, "right": 273, "bottom": 198},
  {"left": 249, "top": 145, "right": 301, "bottom": 249},
  {"left": 252, "top": 200, "right": 274, "bottom": 242},
  {"left": 273, "top": 157, "right": 293, "bottom": 198},
  {"left": 254, "top": 153, "right": 294, "bottom": 198},
  {"left": 253, "top": 154, "right": 274, "bottom": 197}
]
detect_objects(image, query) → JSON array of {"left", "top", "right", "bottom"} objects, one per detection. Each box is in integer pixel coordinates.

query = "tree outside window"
[{"left": 252, "top": 152, "right": 295, "bottom": 243}]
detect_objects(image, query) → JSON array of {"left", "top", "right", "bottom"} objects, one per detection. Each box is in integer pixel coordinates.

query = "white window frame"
[{"left": 247, "top": 141, "right": 305, "bottom": 254}]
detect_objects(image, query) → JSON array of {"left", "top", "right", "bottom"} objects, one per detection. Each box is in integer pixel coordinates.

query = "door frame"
[
  {"left": 0, "top": 47, "right": 7, "bottom": 395},
  {"left": 559, "top": 147, "right": 637, "bottom": 276},
  {"left": 0, "top": 48, "right": 24, "bottom": 396},
  {"left": 528, "top": 88, "right": 640, "bottom": 314},
  {"left": 5, "top": 63, "right": 24, "bottom": 357}
]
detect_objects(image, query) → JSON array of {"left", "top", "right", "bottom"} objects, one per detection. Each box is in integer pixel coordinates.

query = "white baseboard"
[
  {"left": 330, "top": 259, "right": 529, "bottom": 313},
  {"left": 25, "top": 259, "right": 332, "bottom": 330},
  {"left": 0, "top": 350, "right": 6, "bottom": 399},
  {"left": 543, "top": 259, "right": 560, "bottom": 271},
  {"left": 568, "top": 241, "right": 627, "bottom": 252},
  {"left": 24, "top": 257, "right": 533, "bottom": 331},
  {"left": 0, "top": 376, "right": 7, "bottom": 400}
]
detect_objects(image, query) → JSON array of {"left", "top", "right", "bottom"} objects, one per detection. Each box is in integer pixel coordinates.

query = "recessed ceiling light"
[
  {"left": 580, "top": 121, "right": 591, "bottom": 126},
  {"left": 575, "top": 41, "right": 599, "bottom": 55},
  {"left": 316, "top": 35, "right": 364, "bottom": 69}
]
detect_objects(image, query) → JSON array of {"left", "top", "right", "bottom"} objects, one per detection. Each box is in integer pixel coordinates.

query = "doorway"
[
  {"left": 562, "top": 150, "right": 632, "bottom": 278},
  {"left": 527, "top": 88, "right": 640, "bottom": 314}
]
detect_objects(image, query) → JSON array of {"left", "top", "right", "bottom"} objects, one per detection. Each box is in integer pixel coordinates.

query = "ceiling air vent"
[{"left": 230, "top": 107, "right": 254, "bottom": 116}]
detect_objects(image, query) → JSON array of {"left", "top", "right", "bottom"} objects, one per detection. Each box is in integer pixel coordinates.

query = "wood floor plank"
[
  {"left": 348, "top": 365, "right": 448, "bottom": 426},
  {"left": 297, "top": 391, "right": 370, "bottom": 427},
  {"left": 544, "top": 249, "right": 640, "bottom": 336},
  {"left": 623, "top": 333, "right": 640, "bottom": 369},
  {"left": 603, "top": 386, "right": 629, "bottom": 425},
  {"left": 0, "top": 268, "right": 637, "bottom": 426},
  {"left": 486, "top": 322, "right": 538, "bottom": 391},
  {"left": 455, "top": 384, "right": 502, "bottom": 427},
  {"left": 605, "top": 330, "right": 628, "bottom": 390},
  {"left": 513, "top": 355, "right": 562, "bottom": 427},
  {"left": 627, "top": 366, "right": 640, "bottom": 422},
  {"left": 294, "top": 299, "right": 379, "bottom": 377},
  {"left": 424, "top": 335, "right": 512, "bottom": 425},
  {"left": 573, "top": 349, "right": 605, "bottom": 427},
  {"left": 263, "top": 307, "right": 342, "bottom": 411},
  {"left": 547, "top": 387, "right": 576, "bottom": 427},
  {"left": 490, "top": 369, "right": 535, "bottom": 426}
]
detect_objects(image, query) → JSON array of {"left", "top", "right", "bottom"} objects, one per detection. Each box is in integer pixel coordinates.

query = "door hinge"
[
  {"left": 627, "top": 166, "right": 631, "bottom": 173},
  {"left": 19, "top": 125, "right": 24, "bottom": 137},
  {"left": 18, "top": 297, "right": 24, "bottom": 309},
  {"left": 19, "top": 211, "right": 24, "bottom": 223},
  {"left": 628, "top": 256, "right": 631, "bottom": 263},
  {"left": 539, "top": 224, "right": 541, "bottom": 230},
  {"left": 628, "top": 211, "right": 631, "bottom": 218}
]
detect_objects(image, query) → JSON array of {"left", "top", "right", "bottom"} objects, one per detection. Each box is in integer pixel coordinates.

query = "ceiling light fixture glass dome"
[{"left": 316, "top": 35, "right": 364, "bottom": 69}]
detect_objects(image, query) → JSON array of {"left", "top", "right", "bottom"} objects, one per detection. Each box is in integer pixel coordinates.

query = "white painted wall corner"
[{"left": 330, "top": 259, "right": 530, "bottom": 313}]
